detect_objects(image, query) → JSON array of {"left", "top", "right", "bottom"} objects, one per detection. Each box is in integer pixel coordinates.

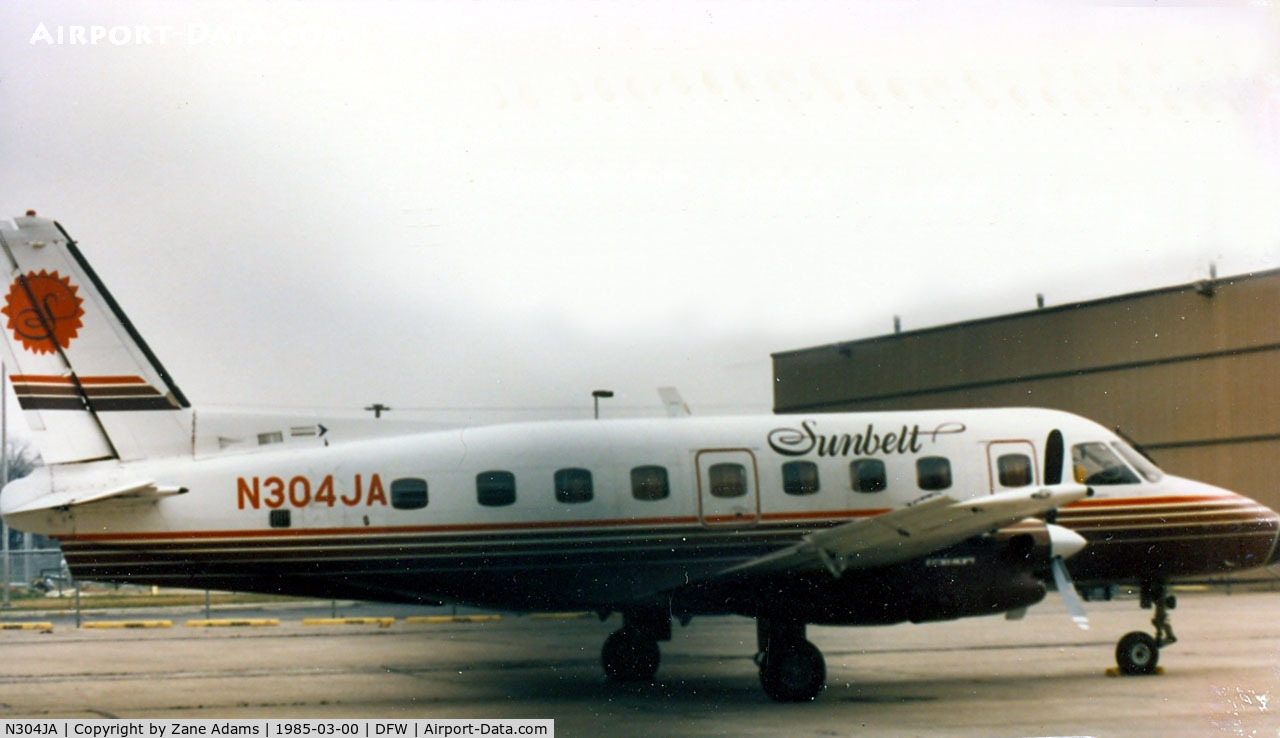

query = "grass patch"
[{"left": 0, "top": 590, "right": 308, "bottom": 611}]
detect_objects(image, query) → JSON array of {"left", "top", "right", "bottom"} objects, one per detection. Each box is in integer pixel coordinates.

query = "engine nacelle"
[{"left": 728, "top": 521, "right": 1064, "bottom": 626}]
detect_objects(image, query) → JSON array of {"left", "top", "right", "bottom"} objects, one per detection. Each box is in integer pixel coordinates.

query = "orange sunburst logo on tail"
[{"left": 1, "top": 270, "right": 86, "bottom": 354}]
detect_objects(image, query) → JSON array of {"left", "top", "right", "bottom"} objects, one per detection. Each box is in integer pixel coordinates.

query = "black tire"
[
  {"left": 1115, "top": 631, "right": 1159, "bottom": 675},
  {"left": 602, "top": 627, "right": 660, "bottom": 683},
  {"left": 759, "top": 637, "right": 826, "bottom": 702}
]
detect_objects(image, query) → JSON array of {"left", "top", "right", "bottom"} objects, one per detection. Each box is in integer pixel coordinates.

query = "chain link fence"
[{"left": 4, "top": 546, "right": 68, "bottom": 593}]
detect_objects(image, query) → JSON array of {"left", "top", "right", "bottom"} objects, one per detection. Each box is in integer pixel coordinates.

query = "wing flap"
[
  {"left": 8, "top": 480, "right": 186, "bottom": 514},
  {"left": 722, "top": 483, "right": 1090, "bottom": 578}
]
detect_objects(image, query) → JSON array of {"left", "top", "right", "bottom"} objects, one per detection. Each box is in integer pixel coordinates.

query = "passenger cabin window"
[
  {"left": 782, "top": 461, "right": 820, "bottom": 495},
  {"left": 1072, "top": 443, "right": 1140, "bottom": 485},
  {"left": 850, "top": 459, "right": 887, "bottom": 493},
  {"left": 390, "top": 478, "right": 428, "bottom": 509},
  {"left": 708, "top": 463, "right": 747, "bottom": 498},
  {"left": 916, "top": 456, "right": 952, "bottom": 491},
  {"left": 631, "top": 466, "right": 670, "bottom": 501},
  {"left": 476, "top": 471, "right": 516, "bottom": 507},
  {"left": 555, "top": 468, "right": 594, "bottom": 503},
  {"left": 997, "top": 454, "right": 1033, "bottom": 487}
]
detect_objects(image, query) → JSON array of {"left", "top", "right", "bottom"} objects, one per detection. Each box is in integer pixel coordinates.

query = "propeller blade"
[{"left": 1051, "top": 555, "right": 1090, "bottom": 631}]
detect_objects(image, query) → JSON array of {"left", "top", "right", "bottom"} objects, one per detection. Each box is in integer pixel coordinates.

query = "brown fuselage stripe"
[
  {"left": 57, "top": 509, "right": 907, "bottom": 544},
  {"left": 52, "top": 494, "right": 1280, "bottom": 589},
  {"left": 17, "top": 396, "right": 180, "bottom": 411},
  {"left": 1062, "top": 495, "right": 1231, "bottom": 509},
  {"left": 62, "top": 531, "right": 1280, "bottom": 570},
  {"left": 64, "top": 526, "right": 722, "bottom": 548},
  {"left": 56, "top": 498, "right": 1279, "bottom": 556},
  {"left": 13, "top": 384, "right": 162, "bottom": 397},
  {"left": 60, "top": 517, "right": 1275, "bottom": 554},
  {"left": 9, "top": 374, "right": 176, "bottom": 411}
]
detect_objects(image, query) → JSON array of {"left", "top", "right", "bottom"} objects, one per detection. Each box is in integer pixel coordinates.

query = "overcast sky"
[{"left": 1, "top": 1, "right": 1278, "bottom": 426}]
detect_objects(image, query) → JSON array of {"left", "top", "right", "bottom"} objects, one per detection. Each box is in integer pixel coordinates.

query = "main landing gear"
[
  {"left": 600, "top": 610, "right": 827, "bottom": 702},
  {"left": 755, "top": 618, "right": 826, "bottom": 702},
  {"left": 601, "top": 608, "right": 669, "bottom": 683},
  {"left": 1115, "top": 581, "right": 1177, "bottom": 676}
]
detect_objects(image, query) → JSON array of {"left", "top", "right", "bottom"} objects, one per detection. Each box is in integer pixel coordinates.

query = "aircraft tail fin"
[
  {"left": 658, "top": 387, "right": 692, "bottom": 417},
  {"left": 0, "top": 212, "right": 191, "bottom": 464}
]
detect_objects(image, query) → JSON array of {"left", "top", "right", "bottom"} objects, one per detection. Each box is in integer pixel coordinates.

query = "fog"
[{"left": 2, "top": 1, "right": 1277, "bottom": 425}]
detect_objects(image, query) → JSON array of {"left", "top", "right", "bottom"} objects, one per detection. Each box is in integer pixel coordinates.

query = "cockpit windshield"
[
  {"left": 1111, "top": 441, "right": 1164, "bottom": 483},
  {"left": 1072, "top": 442, "right": 1141, "bottom": 485}
]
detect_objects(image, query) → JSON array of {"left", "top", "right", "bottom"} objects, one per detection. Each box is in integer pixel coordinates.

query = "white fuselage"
[{"left": 3, "top": 407, "right": 1276, "bottom": 613}]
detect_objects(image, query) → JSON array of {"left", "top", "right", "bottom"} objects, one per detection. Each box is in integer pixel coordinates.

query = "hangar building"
[{"left": 772, "top": 269, "right": 1280, "bottom": 515}]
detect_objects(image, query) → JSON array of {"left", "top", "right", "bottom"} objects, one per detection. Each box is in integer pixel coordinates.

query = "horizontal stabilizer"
[{"left": 6, "top": 479, "right": 186, "bottom": 514}]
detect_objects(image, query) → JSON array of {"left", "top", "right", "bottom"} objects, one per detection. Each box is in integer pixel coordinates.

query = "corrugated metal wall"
[{"left": 772, "top": 270, "right": 1280, "bottom": 509}]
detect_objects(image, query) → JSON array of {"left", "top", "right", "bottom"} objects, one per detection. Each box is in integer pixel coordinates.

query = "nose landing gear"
[{"left": 1115, "top": 581, "right": 1176, "bottom": 675}]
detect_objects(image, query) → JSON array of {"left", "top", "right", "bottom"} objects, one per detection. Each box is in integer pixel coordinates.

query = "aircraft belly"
[
  {"left": 1066, "top": 529, "right": 1280, "bottom": 582},
  {"left": 56, "top": 526, "right": 796, "bottom": 610}
]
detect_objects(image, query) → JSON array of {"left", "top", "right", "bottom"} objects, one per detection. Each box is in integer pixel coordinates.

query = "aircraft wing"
[
  {"left": 6, "top": 480, "right": 187, "bottom": 514},
  {"left": 720, "top": 483, "right": 1090, "bottom": 578}
]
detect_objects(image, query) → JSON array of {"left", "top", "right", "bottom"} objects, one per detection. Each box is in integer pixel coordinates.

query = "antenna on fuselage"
[{"left": 1112, "top": 426, "right": 1157, "bottom": 464}]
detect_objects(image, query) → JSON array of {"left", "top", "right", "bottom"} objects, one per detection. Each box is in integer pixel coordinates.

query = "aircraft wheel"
[
  {"left": 759, "top": 637, "right": 826, "bottom": 702},
  {"left": 602, "top": 626, "right": 660, "bottom": 683},
  {"left": 1116, "top": 631, "right": 1159, "bottom": 675}
]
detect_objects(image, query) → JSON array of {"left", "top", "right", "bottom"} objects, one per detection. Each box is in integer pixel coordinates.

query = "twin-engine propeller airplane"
[{"left": 1, "top": 212, "right": 1278, "bottom": 701}]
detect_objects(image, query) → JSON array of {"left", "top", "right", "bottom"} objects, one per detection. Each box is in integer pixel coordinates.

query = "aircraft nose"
[
  {"left": 1268, "top": 508, "right": 1280, "bottom": 566},
  {"left": 1253, "top": 496, "right": 1280, "bottom": 566},
  {"left": 1155, "top": 476, "right": 1280, "bottom": 573}
]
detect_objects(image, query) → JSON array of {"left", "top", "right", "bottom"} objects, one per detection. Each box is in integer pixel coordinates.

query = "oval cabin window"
[
  {"left": 631, "top": 466, "right": 670, "bottom": 501},
  {"left": 916, "top": 457, "right": 952, "bottom": 491},
  {"left": 708, "top": 463, "right": 747, "bottom": 498},
  {"left": 555, "top": 468, "right": 594, "bottom": 503},
  {"left": 850, "top": 458, "right": 887, "bottom": 493},
  {"left": 997, "top": 454, "right": 1033, "bottom": 488},
  {"left": 390, "top": 478, "right": 428, "bottom": 510},
  {"left": 782, "top": 461, "right": 820, "bottom": 495},
  {"left": 476, "top": 471, "right": 516, "bottom": 507}
]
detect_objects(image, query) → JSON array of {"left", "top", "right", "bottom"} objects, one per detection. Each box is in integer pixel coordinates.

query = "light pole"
[{"left": 592, "top": 390, "right": 613, "bottom": 420}]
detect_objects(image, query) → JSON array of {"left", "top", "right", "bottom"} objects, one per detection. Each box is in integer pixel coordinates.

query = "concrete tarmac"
[{"left": 1, "top": 590, "right": 1278, "bottom": 737}]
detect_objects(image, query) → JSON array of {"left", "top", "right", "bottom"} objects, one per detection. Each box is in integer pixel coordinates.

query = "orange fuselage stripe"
[
  {"left": 57, "top": 497, "right": 1255, "bottom": 544},
  {"left": 1063, "top": 494, "right": 1235, "bottom": 509},
  {"left": 10, "top": 374, "right": 147, "bottom": 385}
]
